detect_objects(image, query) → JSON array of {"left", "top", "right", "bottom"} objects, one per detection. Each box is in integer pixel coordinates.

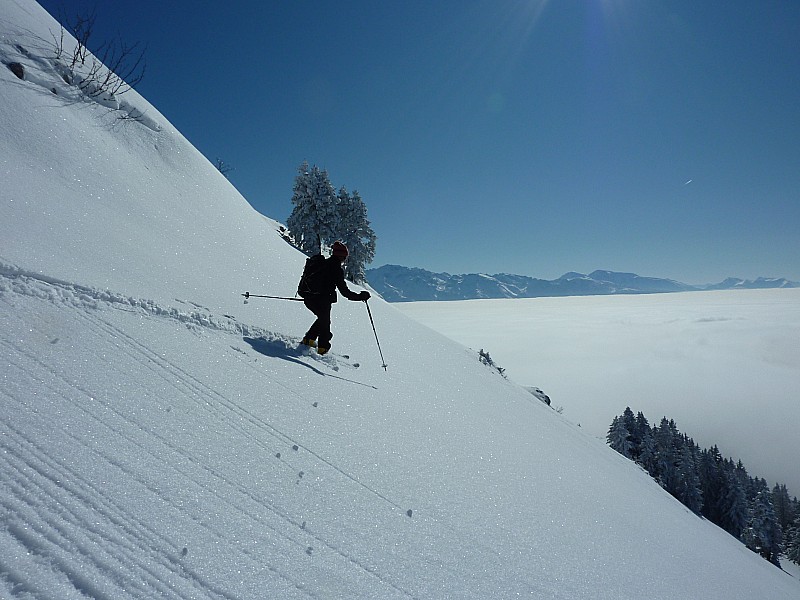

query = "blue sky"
[{"left": 38, "top": 0, "right": 800, "bottom": 283}]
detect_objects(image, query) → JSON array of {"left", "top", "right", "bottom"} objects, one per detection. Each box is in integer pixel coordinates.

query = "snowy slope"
[
  {"left": 0, "top": 0, "right": 300, "bottom": 315},
  {"left": 2, "top": 1, "right": 799, "bottom": 598}
]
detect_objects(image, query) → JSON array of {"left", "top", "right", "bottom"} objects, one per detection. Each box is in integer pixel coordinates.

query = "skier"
[{"left": 298, "top": 241, "right": 370, "bottom": 355}]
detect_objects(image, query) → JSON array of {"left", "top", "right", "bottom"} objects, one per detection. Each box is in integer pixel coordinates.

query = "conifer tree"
[
  {"left": 286, "top": 163, "right": 377, "bottom": 282},
  {"left": 699, "top": 446, "right": 724, "bottom": 524},
  {"left": 637, "top": 423, "right": 657, "bottom": 475},
  {"left": 719, "top": 464, "right": 748, "bottom": 538},
  {"left": 655, "top": 418, "right": 680, "bottom": 495},
  {"left": 621, "top": 407, "right": 639, "bottom": 458},
  {"left": 336, "top": 187, "right": 376, "bottom": 284},
  {"left": 607, "top": 416, "right": 632, "bottom": 458},
  {"left": 676, "top": 437, "right": 703, "bottom": 513},
  {"left": 604, "top": 408, "right": 795, "bottom": 565},
  {"left": 286, "top": 162, "right": 338, "bottom": 255},
  {"left": 786, "top": 513, "right": 800, "bottom": 565},
  {"left": 631, "top": 411, "right": 650, "bottom": 461},
  {"left": 742, "top": 479, "right": 783, "bottom": 565},
  {"left": 772, "top": 483, "right": 795, "bottom": 531}
]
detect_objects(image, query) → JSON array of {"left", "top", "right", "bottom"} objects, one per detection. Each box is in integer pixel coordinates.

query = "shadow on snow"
[{"left": 242, "top": 337, "right": 377, "bottom": 390}]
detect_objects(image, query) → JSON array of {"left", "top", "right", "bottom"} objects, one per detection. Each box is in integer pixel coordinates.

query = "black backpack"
[{"left": 297, "top": 254, "right": 327, "bottom": 298}]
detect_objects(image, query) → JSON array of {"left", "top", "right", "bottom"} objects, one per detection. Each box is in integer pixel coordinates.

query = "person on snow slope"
[{"left": 298, "top": 241, "right": 370, "bottom": 355}]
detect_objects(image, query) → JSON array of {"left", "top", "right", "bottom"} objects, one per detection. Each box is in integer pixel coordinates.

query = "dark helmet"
[{"left": 331, "top": 241, "right": 348, "bottom": 259}]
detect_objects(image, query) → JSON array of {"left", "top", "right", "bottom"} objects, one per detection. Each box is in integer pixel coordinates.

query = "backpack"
[{"left": 297, "top": 254, "right": 327, "bottom": 298}]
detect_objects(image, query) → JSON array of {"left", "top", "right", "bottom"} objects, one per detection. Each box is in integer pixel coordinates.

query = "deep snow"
[{"left": 2, "top": 1, "right": 799, "bottom": 598}]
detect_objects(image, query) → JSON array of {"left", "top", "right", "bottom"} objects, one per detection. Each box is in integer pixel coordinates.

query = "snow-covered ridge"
[
  {"left": 1, "top": 261, "right": 256, "bottom": 336},
  {"left": 1, "top": 262, "right": 365, "bottom": 374}
]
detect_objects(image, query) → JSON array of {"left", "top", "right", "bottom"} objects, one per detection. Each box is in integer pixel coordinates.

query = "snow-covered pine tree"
[
  {"left": 621, "top": 407, "right": 639, "bottom": 458},
  {"left": 699, "top": 445, "right": 726, "bottom": 525},
  {"left": 637, "top": 423, "right": 658, "bottom": 476},
  {"left": 286, "top": 164, "right": 377, "bottom": 280},
  {"left": 654, "top": 418, "right": 680, "bottom": 495},
  {"left": 607, "top": 416, "right": 632, "bottom": 459},
  {"left": 313, "top": 167, "right": 340, "bottom": 248},
  {"left": 786, "top": 513, "right": 800, "bottom": 565},
  {"left": 604, "top": 408, "right": 794, "bottom": 564},
  {"left": 719, "top": 463, "right": 748, "bottom": 538},
  {"left": 771, "top": 483, "right": 795, "bottom": 532},
  {"left": 286, "top": 162, "right": 338, "bottom": 255},
  {"left": 675, "top": 437, "right": 703, "bottom": 514},
  {"left": 742, "top": 479, "right": 783, "bottom": 565},
  {"left": 632, "top": 411, "right": 651, "bottom": 462},
  {"left": 335, "top": 187, "right": 376, "bottom": 284}
]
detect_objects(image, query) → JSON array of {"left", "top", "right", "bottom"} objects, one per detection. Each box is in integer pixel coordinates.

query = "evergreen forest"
[{"left": 607, "top": 407, "right": 800, "bottom": 567}]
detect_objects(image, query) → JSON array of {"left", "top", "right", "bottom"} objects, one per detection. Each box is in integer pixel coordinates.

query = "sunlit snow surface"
[
  {"left": 1, "top": 0, "right": 799, "bottom": 597},
  {"left": 4, "top": 267, "right": 800, "bottom": 599}
]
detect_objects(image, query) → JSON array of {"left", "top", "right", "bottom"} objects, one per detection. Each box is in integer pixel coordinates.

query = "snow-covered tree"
[
  {"left": 620, "top": 407, "right": 638, "bottom": 457},
  {"left": 604, "top": 408, "right": 796, "bottom": 565},
  {"left": 772, "top": 483, "right": 795, "bottom": 532},
  {"left": 675, "top": 437, "right": 703, "bottom": 514},
  {"left": 786, "top": 513, "right": 800, "bottom": 565},
  {"left": 637, "top": 424, "right": 657, "bottom": 475},
  {"left": 654, "top": 418, "right": 680, "bottom": 495},
  {"left": 336, "top": 187, "right": 376, "bottom": 284},
  {"left": 699, "top": 446, "right": 725, "bottom": 524},
  {"left": 719, "top": 464, "right": 748, "bottom": 539},
  {"left": 286, "top": 162, "right": 338, "bottom": 255},
  {"left": 631, "top": 411, "right": 651, "bottom": 461},
  {"left": 742, "top": 480, "right": 783, "bottom": 565},
  {"left": 286, "top": 164, "right": 377, "bottom": 282},
  {"left": 607, "top": 416, "right": 632, "bottom": 458}
]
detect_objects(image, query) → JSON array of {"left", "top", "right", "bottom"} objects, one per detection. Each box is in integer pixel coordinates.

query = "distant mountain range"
[{"left": 364, "top": 265, "right": 798, "bottom": 302}]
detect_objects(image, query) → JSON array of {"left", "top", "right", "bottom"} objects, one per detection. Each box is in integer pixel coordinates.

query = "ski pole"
[
  {"left": 364, "top": 300, "right": 387, "bottom": 371},
  {"left": 242, "top": 292, "right": 305, "bottom": 301}
]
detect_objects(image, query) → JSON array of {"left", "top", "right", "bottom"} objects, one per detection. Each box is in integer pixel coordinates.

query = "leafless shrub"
[
  {"left": 215, "top": 158, "right": 234, "bottom": 179},
  {"left": 55, "top": 8, "right": 94, "bottom": 69},
  {"left": 79, "top": 39, "right": 146, "bottom": 98},
  {"left": 51, "top": 9, "right": 146, "bottom": 99}
]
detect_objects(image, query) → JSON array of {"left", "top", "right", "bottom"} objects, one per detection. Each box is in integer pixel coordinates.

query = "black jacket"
[{"left": 311, "top": 256, "right": 362, "bottom": 304}]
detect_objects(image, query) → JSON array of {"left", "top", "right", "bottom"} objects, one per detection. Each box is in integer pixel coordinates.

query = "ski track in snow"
[
  {"left": 0, "top": 266, "right": 422, "bottom": 599},
  {"left": 1, "top": 350, "right": 250, "bottom": 599}
]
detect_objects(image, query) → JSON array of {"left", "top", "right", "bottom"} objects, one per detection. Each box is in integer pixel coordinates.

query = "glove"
[{"left": 359, "top": 291, "right": 371, "bottom": 301}]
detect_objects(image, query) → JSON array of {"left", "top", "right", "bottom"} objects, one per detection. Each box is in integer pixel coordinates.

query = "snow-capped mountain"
[
  {"left": 366, "top": 265, "right": 797, "bottom": 302},
  {"left": 2, "top": 1, "right": 798, "bottom": 598},
  {"left": 704, "top": 276, "right": 798, "bottom": 290}
]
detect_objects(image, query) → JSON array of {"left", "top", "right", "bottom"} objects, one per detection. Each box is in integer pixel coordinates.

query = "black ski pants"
[{"left": 303, "top": 298, "right": 333, "bottom": 349}]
